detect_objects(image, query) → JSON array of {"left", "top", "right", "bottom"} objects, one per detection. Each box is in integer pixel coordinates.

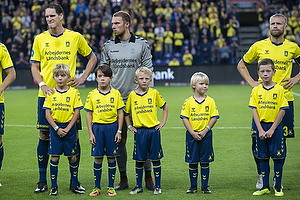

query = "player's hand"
[
  {"left": 41, "top": 85, "right": 55, "bottom": 97},
  {"left": 250, "top": 81, "right": 263, "bottom": 88},
  {"left": 155, "top": 122, "right": 165, "bottom": 131},
  {"left": 115, "top": 132, "right": 122, "bottom": 143},
  {"left": 68, "top": 77, "right": 85, "bottom": 88},
  {"left": 57, "top": 128, "right": 67, "bottom": 137},
  {"left": 282, "top": 77, "right": 299, "bottom": 90},
  {"left": 198, "top": 130, "right": 206, "bottom": 140},
  {"left": 191, "top": 131, "right": 201, "bottom": 141},
  {"left": 265, "top": 130, "right": 274, "bottom": 138},
  {"left": 258, "top": 130, "right": 267, "bottom": 140},
  {"left": 89, "top": 134, "right": 96, "bottom": 145},
  {"left": 128, "top": 126, "right": 137, "bottom": 134}
]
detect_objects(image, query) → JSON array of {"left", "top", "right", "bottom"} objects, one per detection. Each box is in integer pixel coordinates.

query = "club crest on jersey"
[
  {"left": 148, "top": 98, "right": 152, "bottom": 104},
  {"left": 66, "top": 41, "right": 70, "bottom": 47},
  {"left": 273, "top": 93, "right": 277, "bottom": 100},
  {"left": 265, "top": 50, "right": 269, "bottom": 54},
  {"left": 284, "top": 51, "right": 288, "bottom": 57},
  {"left": 66, "top": 97, "right": 70, "bottom": 103},
  {"left": 205, "top": 106, "right": 209, "bottom": 112},
  {"left": 110, "top": 97, "right": 115, "bottom": 103}
]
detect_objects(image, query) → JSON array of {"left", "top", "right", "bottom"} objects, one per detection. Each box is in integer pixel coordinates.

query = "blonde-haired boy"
[{"left": 180, "top": 72, "right": 219, "bottom": 194}]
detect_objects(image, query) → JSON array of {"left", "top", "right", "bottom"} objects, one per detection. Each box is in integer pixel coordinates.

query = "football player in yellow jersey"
[
  {"left": 124, "top": 67, "right": 168, "bottom": 195},
  {"left": 0, "top": 43, "right": 16, "bottom": 187},
  {"left": 237, "top": 13, "right": 300, "bottom": 189},
  {"left": 31, "top": 3, "right": 96, "bottom": 193},
  {"left": 180, "top": 72, "right": 219, "bottom": 194},
  {"left": 249, "top": 59, "right": 288, "bottom": 197},
  {"left": 84, "top": 64, "right": 124, "bottom": 197},
  {"left": 43, "top": 64, "right": 84, "bottom": 195}
]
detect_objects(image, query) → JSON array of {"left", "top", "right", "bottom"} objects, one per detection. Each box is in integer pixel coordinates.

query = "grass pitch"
[{"left": 1, "top": 84, "right": 299, "bottom": 199}]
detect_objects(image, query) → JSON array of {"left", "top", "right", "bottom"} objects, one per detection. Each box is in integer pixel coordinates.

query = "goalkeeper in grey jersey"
[{"left": 100, "top": 11, "right": 154, "bottom": 191}]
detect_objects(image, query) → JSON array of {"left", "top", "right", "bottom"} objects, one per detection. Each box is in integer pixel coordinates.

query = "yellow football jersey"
[
  {"left": 124, "top": 88, "right": 166, "bottom": 128},
  {"left": 0, "top": 43, "right": 14, "bottom": 103},
  {"left": 249, "top": 84, "right": 289, "bottom": 123},
  {"left": 43, "top": 87, "right": 83, "bottom": 123},
  {"left": 84, "top": 88, "right": 125, "bottom": 124},
  {"left": 243, "top": 38, "right": 300, "bottom": 101},
  {"left": 180, "top": 95, "right": 219, "bottom": 132},
  {"left": 31, "top": 29, "right": 93, "bottom": 97}
]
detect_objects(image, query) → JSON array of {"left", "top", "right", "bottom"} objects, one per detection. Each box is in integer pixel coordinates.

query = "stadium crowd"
[{"left": 0, "top": 0, "right": 299, "bottom": 68}]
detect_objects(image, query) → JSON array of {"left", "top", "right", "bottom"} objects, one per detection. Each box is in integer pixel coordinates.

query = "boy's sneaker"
[
  {"left": 0, "top": 180, "right": 2, "bottom": 187},
  {"left": 129, "top": 186, "right": 143, "bottom": 194},
  {"left": 154, "top": 186, "right": 162, "bottom": 195},
  {"left": 275, "top": 188, "right": 284, "bottom": 197},
  {"left": 256, "top": 174, "right": 263, "bottom": 189},
  {"left": 145, "top": 177, "right": 155, "bottom": 190},
  {"left": 70, "top": 181, "right": 85, "bottom": 191},
  {"left": 107, "top": 187, "right": 116, "bottom": 196},
  {"left": 71, "top": 186, "right": 85, "bottom": 194},
  {"left": 273, "top": 177, "right": 283, "bottom": 190},
  {"left": 253, "top": 188, "right": 271, "bottom": 196},
  {"left": 201, "top": 186, "right": 212, "bottom": 194},
  {"left": 115, "top": 178, "right": 129, "bottom": 190},
  {"left": 89, "top": 188, "right": 101, "bottom": 196},
  {"left": 34, "top": 181, "right": 48, "bottom": 193},
  {"left": 49, "top": 187, "right": 58, "bottom": 196},
  {"left": 186, "top": 186, "right": 197, "bottom": 194}
]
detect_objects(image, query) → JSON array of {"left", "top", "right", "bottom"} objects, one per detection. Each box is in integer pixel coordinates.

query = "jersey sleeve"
[
  {"left": 74, "top": 89, "right": 83, "bottom": 110},
  {"left": 116, "top": 90, "right": 125, "bottom": 110},
  {"left": 76, "top": 33, "right": 93, "bottom": 58},
  {"left": 42, "top": 94, "right": 52, "bottom": 110},
  {"left": 180, "top": 98, "right": 190, "bottom": 119},
  {"left": 0, "top": 44, "right": 14, "bottom": 70},
  {"left": 155, "top": 90, "right": 166, "bottom": 108},
  {"left": 100, "top": 42, "right": 110, "bottom": 65},
  {"left": 249, "top": 87, "right": 257, "bottom": 109},
  {"left": 84, "top": 90, "right": 93, "bottom": 112},
  {"left": 30, "top": 34, "right": 41, "bottom": 63},
  {"left": 124, "top": 92, "right": 133, "bottom": 115},
  {"left": 243, "top": 42, "right": 259, "bottom": 65}
]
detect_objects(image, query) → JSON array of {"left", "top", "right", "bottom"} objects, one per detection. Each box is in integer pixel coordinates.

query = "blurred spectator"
[
  {"left": 225, "top": 18, "right": 237, "bottom": 41},
  {"left": 189, "top": 38, "right": 198, "bottom": 64},
  {"left": 200, "top": 21, "right": 210, "bottom": 41},
  {"left": 189, "top": 21, "right": 199, "bottom": 45},
  {"left": 286, "top": 30, "right": 296, "bottom": 42},
  {"left": 230, "top": 40, "right": 239, "bottom": 64},
  {"left": 211, "top": 40, "right": 221, "bottom": 65},
  {"left": 220, "top": 41, "right": 230, "bottom": 64},
  {"left": 199, "top": 38, "right": 211, "bottom": 64},
  {"left": 295, "top": 30, "right": 300, "bottom": 46},
  {"left": 182, "top": 49, "right": 193, "bottom": 66},
  {"left": 154, "top": 33, "right": 164, "bottom": 60},
  {"left": 260, "top": 18, "right": 270, "bottom": 39},
  {"left": 21, "top": 8, "right": 31, "bottom": 29},
  {"left": 15, "top": 52, "right": 30, "bottom": 69},
  {"left": 163, "top": 24, "right": 173, "bottom": 54},
  {"left": 75, "top": 0, "right": 87, "bottom": 15},
  {"left": 168, "top": 57, "right": 180, "bottom": 66},
  {"left": 174, "top": 26, "right": 184, "bottom": 53},
  {"left": 154, "top": 20, "right": 165, "bottom": 37}
]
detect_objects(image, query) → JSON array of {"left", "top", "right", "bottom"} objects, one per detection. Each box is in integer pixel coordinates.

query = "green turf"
[{"left": 0, "top": 84, "right": 299, "bottom": 199}]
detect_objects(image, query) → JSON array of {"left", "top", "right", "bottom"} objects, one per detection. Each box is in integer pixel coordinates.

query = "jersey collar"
[{"left": 115, "top": 32, "right": 136, "bottom": 44}]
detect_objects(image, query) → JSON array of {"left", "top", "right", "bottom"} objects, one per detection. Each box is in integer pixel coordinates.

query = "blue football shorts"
[
  {"left": 133, "top": 127, "right": 164, "bottom": 161},
  {"left": 253, "top": 122, "right": 286, "bottom": 159},
  {"left": 185, "top": 130, "right": 214, "bottom": 163},
  {"left": 48, "top": 122, "right": 78, "bottom": 157},
  {"left": 282, "top": 101, "right": 294, "bottom": 138},
  {"left": 37, "top": 97, "right": 82, "bottom": 131},
  {"left": 91, "top": 122, "right": 120, "bottom": 157},
  {"left": 0, "top": 104, "right": 4, "bottom": 135}
]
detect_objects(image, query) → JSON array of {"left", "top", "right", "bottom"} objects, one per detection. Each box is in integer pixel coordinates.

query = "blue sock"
[
  {"left": 108, "top": 161, "right": 116, "bottom": 188},
  {"left": 69, "top": 160, "right": 79, "bottom": 188},
  {"left": 189, "top": 163, "right": 198, "bottom": 187},
  {"left": 37, "top": 139, "right": 49, "bottom": 183},
  {"left": 0, "top": 142, "right": 3, "bottom": 170},
  {"left": 274, "top": 159, "right": 284, "bottom": 188},
  {"left": 260, "top": 159, "right": 270, "bottom": 187},
  {"left": 136, "top": 161, "right": 144, "bottom": 188},
  {"left": 200, "top": 163, "right": 209, "bottom": 188},
  {"left": 50, "top": 160, "right": 59, "bottom": 188},
  {"left": 94, "top": 162, "right": 102, "bottom": 189},
  {"left": 152, "top": 160, "right": 161, "bottom": 187}
]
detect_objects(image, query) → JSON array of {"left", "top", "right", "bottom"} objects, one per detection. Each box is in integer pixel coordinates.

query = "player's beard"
[{"left": 270, "top": 28, "right": 284, "bottom": 38}]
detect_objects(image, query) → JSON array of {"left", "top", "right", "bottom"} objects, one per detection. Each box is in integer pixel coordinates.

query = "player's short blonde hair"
[
  {"left": 53, "top": 63, "right": 70, "bottom": 76},
  {"left": 270, "top": 13, "right": 287, "bottom": 26},
  {"left": 135, "top": 67, "right": 152, "bottom": 78},
  {"left": 190, "top": 72, "right": 209, "bottom": 91}
]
